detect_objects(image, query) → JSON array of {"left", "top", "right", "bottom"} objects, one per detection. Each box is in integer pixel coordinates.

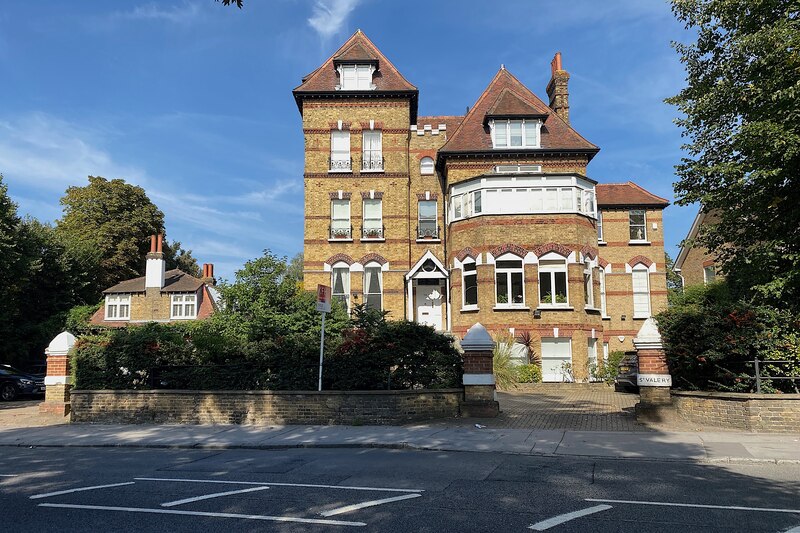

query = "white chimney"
[{"left": 145, "top": 234, "right": 166, "bottom": 289}]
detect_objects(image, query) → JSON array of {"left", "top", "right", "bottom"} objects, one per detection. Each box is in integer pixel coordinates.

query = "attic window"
[
  {"left": 490, "top": 119, "right": 541, "bottom": 149},
  {"left": 337, "top": 64, "right": 375, "bottom": 91}
]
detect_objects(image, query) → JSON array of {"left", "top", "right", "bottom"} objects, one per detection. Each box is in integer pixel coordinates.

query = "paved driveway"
[
  {"left": 489, "top": 385, "right": 648, "bottom": 432},
  {"left": 0, "top": 400, "right": 66, "bottom": 428}
]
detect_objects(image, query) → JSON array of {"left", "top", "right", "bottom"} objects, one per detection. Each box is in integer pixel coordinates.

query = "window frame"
[
  {"left": 597, "top": 210, "right": 604, "bottom": 243},
  {"left": 583, "top": 259, "right": 595, "bottom": 309},
  {"left": 105, "top": 293, "right": 131, "bottom": 321},
  {"left": 599, "top": 268, "right": 608, "bottom": 317},
  {"left": 462, "top": 260, "right": 478, "bottom": 310},
  {"left": 338, "top": 64, "right": 374, "bottom": 91},
  {"left": 361, "top": 130, "right": 383, "bottom": 172},
  {"left": 490, "top": 119, "right": 541, "bottom": 149},
  {"left": 330, "top": 198, "right": 351, "bottom": 240},
  {"left": 330, "top": 130, "right": 351, "bottom": 172},
  {"left": 420, "top": 157, "right": 435, "bottom": 175},
  {"left": 331, "top": 264, "right": 351, "bottom": 310},
  {"left": 417, "top": 200, "right": 438, "bottom": 239},
  {"left": 494, "top": 256, "right": 525, "bottom": 308},
  {"left": 538, "top": 258, "right": 570, "bottom": 308},
  {"left": 629, "top": 209, "right": 648, "bottom": 242},
  {"left": 631, "top": 266, "right": 651, "bottom": 318},
  {"left": 362, "top": 198, "right": 383, "bottom": 240},
  {"left": 703, "top": 265, "right": 716, "bottom": 285},
  {"left": 363, "top": 263, "right": 383, "bottom": 311},
  {"left": 170, "top": 293, "right": 197, "bottom": 320}
]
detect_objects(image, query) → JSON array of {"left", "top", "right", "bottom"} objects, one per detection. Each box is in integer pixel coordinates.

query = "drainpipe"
[{"left": 405, "top": 122, "right": 412, "bottom": 320}]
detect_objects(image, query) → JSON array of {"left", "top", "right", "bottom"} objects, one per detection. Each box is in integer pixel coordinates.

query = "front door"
[{"left": 415, "top": 284, "right": 443, "bottom": 331}]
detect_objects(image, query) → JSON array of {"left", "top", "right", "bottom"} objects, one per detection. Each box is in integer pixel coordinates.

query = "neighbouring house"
[
  {"left": 294, "top": 30, "right": 670, "bottom": 382},
  {"left": 89, "top": 234, "right": 219, "bottom": 326},
  {"left": 674, "top": 209, "right": 721, "bottom": 287}
]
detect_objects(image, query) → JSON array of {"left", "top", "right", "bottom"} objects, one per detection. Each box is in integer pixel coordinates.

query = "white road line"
[
  {"left": 135, "top": 477, "right": 423, "bottom": 493},
  {"left": 30, "top": 482, "right": 136, "bottom": 500},
  {"left": 162, "top": 486, "right": 270, "bottom": 507},
  {"left": 0, "top": 474, "right": 17, "bottom": 477},
  {"left": 321, "top": 493, "right": 422, "bottom": 517},
  {"left": 38, "top": 503, "right": 366, "bottom": 526},
  {"left": 529, "top": 504, "right": 613, "bottom": 530},
  {"left": 586, "top": 499, "right": 800, "bottom": 514}
]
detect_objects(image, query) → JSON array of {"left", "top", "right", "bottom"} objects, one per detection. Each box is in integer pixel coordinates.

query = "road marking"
[
  {"left": 30, "top": 482, "right": 136, "bottom": 500},
  {"left": 135, "top": 477, "right": 423, "bottom": 493},
  {"left": 321, "top": 493, "right": 422, "bottom": 517},
  {"left": 38, "top": 503, "right": 366, "bottom": 526},
  {"left": 0, "top": 474, "right": 17, "bottom": 477},
  {"left": 162, "top": 486, "right": 270, "bottom": 507},
  {"left": 586, "top": 499, "right": 800, "bottom": 514},
  {"left": 529, "top": 504, "right": 613, "bottom": 530}
]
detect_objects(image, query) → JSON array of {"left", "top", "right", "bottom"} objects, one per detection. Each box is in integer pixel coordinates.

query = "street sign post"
[{"left": 316, "top": 285, "right": 332, "bottom": 391}]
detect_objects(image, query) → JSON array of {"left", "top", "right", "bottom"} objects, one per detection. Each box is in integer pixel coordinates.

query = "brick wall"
[
  {"left": 70, "top": 389, "right": 463, "bottom": 425},
  {"left": 672, "top": 391, "right": 800, "bottom": 433}
]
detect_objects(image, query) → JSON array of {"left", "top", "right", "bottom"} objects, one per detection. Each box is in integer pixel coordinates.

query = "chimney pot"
[
  {"left": 546, "top": 52, "right": 570, "bottom": 124},
  {"left": 150, "top": 235, "right": 157, "bottom": 253},
  {"left": 156, "top": 234, "right": 163, "bottom": 253}
]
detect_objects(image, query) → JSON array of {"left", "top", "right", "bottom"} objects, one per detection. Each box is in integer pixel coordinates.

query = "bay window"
[
  {"left": 105, "top": 294, "right": 130, "bottom": 320},
  {"left": 632, "top": 266, "right": 651, "bottom": 318},
  {"left": 363, "top": 265, "right": 383, "bottom": 311},
  {"left": 462, "top": 261, "right": 478, "bottom": 308},
  {"left": 495, "top": 258, "right": 524, "bottom": 307},
  {"left": 539, "top": 259, "right": 569, "bottom": 307}
]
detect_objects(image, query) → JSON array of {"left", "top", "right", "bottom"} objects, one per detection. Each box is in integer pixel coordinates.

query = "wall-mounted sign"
[{"left": 637, "top": 374, "right": 672, "bottom": 387}]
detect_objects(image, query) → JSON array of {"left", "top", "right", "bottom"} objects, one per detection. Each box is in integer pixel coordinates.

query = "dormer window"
[
  {"left": 490, "top": 119, "right": 541, "bottom": 149},
  {"left": 337, "top": 64, "right": 375, "bottom": 91}
]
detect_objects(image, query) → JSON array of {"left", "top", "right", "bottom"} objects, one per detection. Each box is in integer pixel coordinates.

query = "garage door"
[{"left": 541, "top": 338, "right": 573, "bottom": 382}]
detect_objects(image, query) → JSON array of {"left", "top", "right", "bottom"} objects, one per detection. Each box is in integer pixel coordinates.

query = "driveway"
[{"left": 0, "top": 399, "right": 67, "bottom": 428}]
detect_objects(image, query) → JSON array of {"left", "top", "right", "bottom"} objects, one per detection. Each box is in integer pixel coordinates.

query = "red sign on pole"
[{"left": 316, "top": 284, "right": 332, "bottom": 313}]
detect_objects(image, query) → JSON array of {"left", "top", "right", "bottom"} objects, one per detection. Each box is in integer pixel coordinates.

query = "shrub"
[
  {"left": 493, "top": 333, "right": 518, "bottom": 390},
  {"left": 516, "top": 364, "right": 542, "bottom": 383},
  {"left": 590, "top": 350, "right": 626, "bottom": 385}
]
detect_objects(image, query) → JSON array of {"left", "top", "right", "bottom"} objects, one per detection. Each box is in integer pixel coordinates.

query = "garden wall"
[
  {"left": 70, "top": 389, "right": 463, "bottom": 425},
  {"left": 671, "top": 391, "right": 800, "bottom": 433}
]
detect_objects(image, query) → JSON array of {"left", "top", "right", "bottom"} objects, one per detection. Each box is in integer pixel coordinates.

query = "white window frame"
[
  {"left": 490, "top": 119, "right": 541, "bottom": 149},
  {"left": 170, "top": 293, "right": 197, "bottom": 320},
  {"left": 330, "top": 199, "right": 351, "bottom": 240},
  {"left": 632, "top": 266, "right": 651, "bottom": 318},
  {"left": 494, "top": 255, "right": 525, "bottom": 308},
  {"left": 629, "top": 209, "right": 648, "bottom": 242},
  {"left": 583, "top": 260, "right": 595, "bottom": 309},
  {"left": 337, "top": 64, "right": 375, "bottom": 91},
  {"left": 462, "top": 259, "right": 478, "bottom": 310},
  {"left": 417, "top": 200, "right": 438, "bottom": 239},
  {"left": 450, "top": 190, "right": 482, "bottom": 221},
  {"left": 362, "top": 130, "right": 383, "bottom": 172},
  {"left": 105, "top": 294, "right": 131, "bottom": 320},
  {"left": 331, "top": 264, "right": 351, "bottom": 310},
  {"left": 599, "top": 268, "right": 608, "bottom": 317},
  {"left": 597, "top": 210, "right": 604, "bottom": 243},
  {"left": 330, "top": 130, "right": 351, "bottom": 172},
  {"left": 420, "top": 157, "right": 435, "bottom": 175},
  {"left": 362, "top": 198, "right": 383, "bottom": 240},
  {"left": 363, "top": 263, "right": 383, "bottom": 311},
  {"left": 539, "top": 258, "right": 569, "bottom": 308},
  {"left": 494, "top": 164, "right": 542, "bottom": 173},
  {"left": 703, "top": 265, "right": 716, "bottom": 285}
]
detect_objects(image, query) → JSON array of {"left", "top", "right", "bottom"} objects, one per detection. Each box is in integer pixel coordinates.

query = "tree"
[
  {"left": 667, "top": 0, "right": 800, "bottom": 308},
  {"left": 163, "top": 239, "right": 201, "bottom": 277},
  {"left": 285, "top": 252, "right": 304, "bottom": 286},
  {"left": 215, "top": 0, "right": 243, "bottom": 7},
  {"left": 665, "top": 252, "right": 683, "bottom": 303}
]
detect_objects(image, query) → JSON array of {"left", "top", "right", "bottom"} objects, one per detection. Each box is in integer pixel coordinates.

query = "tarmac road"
[{"left": 2, "top": 446, "right": 800, "bottom": 532}]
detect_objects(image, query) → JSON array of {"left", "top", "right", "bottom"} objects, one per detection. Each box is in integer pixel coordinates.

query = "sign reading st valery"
[{"left": 637, "top": 374, "right": 672, "bottom": 387}]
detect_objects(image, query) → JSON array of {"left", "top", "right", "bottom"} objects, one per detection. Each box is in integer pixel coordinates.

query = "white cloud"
[
  {"left": 307, "top": 0, "right": 361, "bottom": 40},
  {"left": 114, "top": 1, "right": 202, "bottom": 24}
]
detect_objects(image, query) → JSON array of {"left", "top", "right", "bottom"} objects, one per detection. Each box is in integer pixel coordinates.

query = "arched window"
[
  {"left": 331, "top": 263, "right": 350, "bottom": 309},
  {"left": 363, "top": 263, "right": 383, "bottom": 311},
  {"left": 495, "top": 254, "right": 525, "bottom": 307},
  {"left": 420, "top": 157, "right": 434, "bottom": 175},
  {"left": 539, "top": 255, "right": 569, "bottom": 307},
  {"left": 631, "top": 264, "right": 651, "bottom": 318},
  {"left": 462, "top": 258, "right": 478, "bottom": 308}
]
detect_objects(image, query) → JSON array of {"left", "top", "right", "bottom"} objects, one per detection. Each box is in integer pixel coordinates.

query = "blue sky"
[{"left": 0, "top": 0, "right": 695, "bottom": 279}]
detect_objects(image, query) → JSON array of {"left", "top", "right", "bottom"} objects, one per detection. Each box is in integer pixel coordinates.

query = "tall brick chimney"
[
  {"left": 546, "top": 52, "right": 570, "bottom": 124},
  {"left": 201, "top": 263, "right": 216, "bottom": 286},
  {"left": 145, "top": 234, "right": 165, "bottom": 289}
]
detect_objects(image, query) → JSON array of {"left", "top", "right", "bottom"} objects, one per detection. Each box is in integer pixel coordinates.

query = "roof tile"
[{"left": 596, "top": 182, "right": 670, "bottom": 207}]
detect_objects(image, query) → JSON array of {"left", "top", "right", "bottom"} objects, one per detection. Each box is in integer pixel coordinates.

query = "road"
[{"left": 1, "top": 446, "right": 799, "bottom": 532}]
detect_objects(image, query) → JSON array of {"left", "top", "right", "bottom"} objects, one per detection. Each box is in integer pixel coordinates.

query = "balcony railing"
[
  {"left": 361, "top": 153, "right": 384, "bottom": 171},
  {"left": 416, "top": 224, "right": 440, "bottom": 240},
  {"left": 329, "top": 156, "right": 352, "bottom": 172},
  {"left": 329, "top": 225, "right": 353, "bottom": 240},
  {"left": 361, "top": 225, "right": 385, "bottom": 240}
]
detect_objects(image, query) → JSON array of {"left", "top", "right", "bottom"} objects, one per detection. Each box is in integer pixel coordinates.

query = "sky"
[{"left": 0, "top": 0, "right": 696, "bottom": 280}]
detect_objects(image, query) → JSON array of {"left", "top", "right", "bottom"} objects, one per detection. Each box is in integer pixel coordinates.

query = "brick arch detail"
[
  {"left": 359, "top": 253, "right": 388, "bottom": 266},
  {"left": 532, "top": 242, "right": 572, "bottom": 258},
  {"left": 490, "top": 243, "right": 528, "bottom": 259},
  {"left": 580, "top": 245, "right": 598, "bottom": 260},
  {"left": 456, "top": 247, "right": 478, "bottom": 262},
  {"left": 325, "top": 253, "right": 354, "bottom": 266},
  {"left": 628, "top": 255, "right": 654, "bottom": 268},
  {"left": 598, "top": 257, "right": 610, "bottom": 269}
]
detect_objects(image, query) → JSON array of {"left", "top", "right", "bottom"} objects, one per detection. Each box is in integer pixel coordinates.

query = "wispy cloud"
[
  {"left": 307, "top": 0, "right": 361, "bottom": 40},
  {"left": 114, "top": 1, "right": 202, "bottom": 25}
]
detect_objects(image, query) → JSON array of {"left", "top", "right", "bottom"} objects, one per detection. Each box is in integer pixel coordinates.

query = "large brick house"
[
  {"left": 294, "top": 31, "right": 669, "bottom": 381},
  {"left": 90, "top": 234, "right": 219, "bottom": 326}
]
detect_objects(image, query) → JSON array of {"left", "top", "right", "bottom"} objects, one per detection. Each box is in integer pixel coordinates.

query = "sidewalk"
[{"left": 1, "top": 422, "right": 798, "bottom": 464}]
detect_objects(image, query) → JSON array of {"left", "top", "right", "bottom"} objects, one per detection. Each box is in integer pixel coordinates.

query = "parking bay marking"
[
  {"left": 37, "top": 503, "right": 367, "bottom": 527},
  {"left": 529, "top": 504, "right": 613, "bottom": 531},
  {"left": 135, "top": 477, "right": 424, "bottom": 493},
  {"left": 30, "top": 482, "right": 136, "bottom": 500},
  {"left": 161, "top": 486, "right": 270, "bottom": 507},
  {"left": 321, "top": 493, "right": 422, "bottom": 517},
  {"left": 586, "top": 498, "right": 800, "bottom": 514}
]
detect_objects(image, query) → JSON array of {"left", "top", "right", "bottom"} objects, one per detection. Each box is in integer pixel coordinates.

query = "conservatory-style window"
[
  {"left": 632, "top": 266, "right": 651, "bottom": 318},
  {"left": 491, "top": 119, "right": 541, "bottom": 148},
  {"left": 331, "top": 266, "right": 350, "bottom": 308},
  {"left": 171, "top": 293, "right": 197, "bottom": 319},
  {"left": 105, "top": 294, "right": 131, "bottom": 320},
  {"left": 363, "top": 264, "right": 383, "bottom": 311},
  {"left": 629, "top": 210, "right": 647, "bottom": 241},
  {"left": 495, "top": 258, "right": 524, "bottom": 307},
  {"left": 462, "top": 260, "right": 478, "bottom": 308},
  {"left": 539, "top": 259, "right": 569, "bottom": 307}
]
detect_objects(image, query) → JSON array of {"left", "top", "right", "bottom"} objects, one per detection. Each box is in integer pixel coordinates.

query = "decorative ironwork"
[
  {"left": 416, "top": 225, "right": 440, "bottom": 239},
  {"left": 361, "top": 153, "right": 384, "bottom": 171},
  {"left": 329, "top": 156, "right": 352, "bottom": 172},
  {"left": 361, "top": 225, "right": 385, "bottom": 240},
  {"left": 329, "top": 225, "right": 353, "bottom": 240}
]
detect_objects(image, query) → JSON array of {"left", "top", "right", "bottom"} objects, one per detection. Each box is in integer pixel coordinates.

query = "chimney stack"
[
  {"left": 201, "top": 263, "right": 216, "bottom": 286},
  {"left": 145, "top": 233, "right": 166, "bottom": 289},
  {"left": 546, "top": 52, "right": 570, "bottom": 124}
]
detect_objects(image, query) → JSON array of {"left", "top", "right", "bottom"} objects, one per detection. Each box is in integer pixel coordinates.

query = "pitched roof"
[
  {"left": 294, "top": 30, "right": 417, "bottom": 93},
  {"left": 439, "top": 67, "right": 598, "bottom": 155},
  {"left": 103, "top": 269, "right": 205, "bottom": 294},
  {"left": 596, "top": 182, "right": 670, "bottom": 208}
]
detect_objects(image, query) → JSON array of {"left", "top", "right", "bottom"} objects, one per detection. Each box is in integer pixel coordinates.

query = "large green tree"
[{"left": 667, "top": 0, "right": 800, "bottom": 307}]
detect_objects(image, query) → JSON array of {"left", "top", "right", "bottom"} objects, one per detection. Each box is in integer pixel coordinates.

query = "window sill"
[
  {"left": 493, "top": 305, "right": 530, "bottom": 311},
  {"left": 416, "top": 238, "right": 441, "bottom": 243},
  {"left": 360, "top": 237, "right": 385, "bottom": 242},
  {"left": 360, "top": 169, "right": 385, "bottom": 174},
  {"left": 598, "top": 240, "right": 607, "bottom": 246},
  {"left": 536, "top": 306, "right": 575, "bottom": 311},
  {"left": 628, "top": 240, "right": 651, "bottom": 245},
  {"left": 460, "top": 305, "right": 479, "bottom": 313},
  {"left": 633, "top": 314, "right": 651, "bottom": 320},
  {"left": 328, "top": 169, "right": 353, "bottom": 174},
  {"left": 104, "top": 317, "right": 130, "bottom": 321},
  {"left": 602, "top": 315, "right": 612, "bottom": 320},
  {"left": 328, "top": 238, "right": 354, "bottom": 243},
  {"left": 584, "top": 306, "right": 602, "bottom": 314}
]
